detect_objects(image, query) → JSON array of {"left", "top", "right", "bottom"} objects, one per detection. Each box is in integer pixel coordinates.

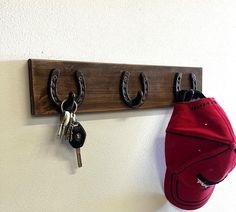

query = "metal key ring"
[{"left": 61, "top": 99, "right": 78, "bottom": 113}]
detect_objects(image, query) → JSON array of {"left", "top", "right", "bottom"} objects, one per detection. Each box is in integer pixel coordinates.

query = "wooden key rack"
[{"left": 28, "top": 59, "right": 202, "bottom": 116}]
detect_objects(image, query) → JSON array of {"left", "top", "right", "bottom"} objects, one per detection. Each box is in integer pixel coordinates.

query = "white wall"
[{"left": 1, "top": 1, "right": 236, "bottom": 212}]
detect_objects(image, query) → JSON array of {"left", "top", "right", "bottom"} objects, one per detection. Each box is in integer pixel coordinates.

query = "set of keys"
[{"left": 57, "top": 100, "right": 86, "bottom": 167}]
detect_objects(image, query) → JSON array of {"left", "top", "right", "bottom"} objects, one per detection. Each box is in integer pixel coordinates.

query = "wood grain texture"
[{"left": 28, "top": 59, "right": 202, "bottom": 116}]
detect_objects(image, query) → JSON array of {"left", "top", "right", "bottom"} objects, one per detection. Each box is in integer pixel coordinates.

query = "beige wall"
[{"left": 1, "top": 1, "right": 236, "bottom": 212}]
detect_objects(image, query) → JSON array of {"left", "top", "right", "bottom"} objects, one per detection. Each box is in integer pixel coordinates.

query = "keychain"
[{"left": 57, "top": 96, "right": 86, "bottom": 167}]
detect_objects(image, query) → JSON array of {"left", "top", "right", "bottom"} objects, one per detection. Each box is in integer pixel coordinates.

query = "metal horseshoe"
[
  {"left": 120, "top": 71, "right": 149, "bottom": 108},
  {"left": 173, "top": 72, "right": 205, "bottom": 102},
  {"left": 48, "top": 68, "right": 86, "bottom": 111}
]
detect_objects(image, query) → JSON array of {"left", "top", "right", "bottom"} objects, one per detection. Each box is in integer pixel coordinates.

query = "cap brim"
[{"left": 164, "top": 169, "right": 215, "bottom": 210}]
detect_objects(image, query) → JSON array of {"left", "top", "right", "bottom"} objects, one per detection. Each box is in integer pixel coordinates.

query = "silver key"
[
  {"left": 76, "top": 148, "right": 82, "bottom": 167},
  {"left": 65, "top": 112, "right": 76, "bottom": 141},
  {"left": 65, "top": 113, "right": 83, "bottom": 167},
  {"left": 57, "top": 111, "right": 71, "bottom": 138}
]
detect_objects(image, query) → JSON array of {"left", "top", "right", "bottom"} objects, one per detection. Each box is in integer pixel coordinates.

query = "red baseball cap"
[{"left": 164, "top": 97, "right": 236, "bottom": 210}]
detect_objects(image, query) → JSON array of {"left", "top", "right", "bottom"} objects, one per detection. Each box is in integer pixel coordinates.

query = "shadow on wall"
[
  {"left": 153, "top": 108, "right": 172, "bottom": 190},
  {"left": 91, "top": 192, "right": 167, "bottom": 212}
]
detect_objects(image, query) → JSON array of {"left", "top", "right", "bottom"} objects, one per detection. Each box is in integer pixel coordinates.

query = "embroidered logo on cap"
[{"left": 197, "top": 178, "right": 210, "bottom": 189}]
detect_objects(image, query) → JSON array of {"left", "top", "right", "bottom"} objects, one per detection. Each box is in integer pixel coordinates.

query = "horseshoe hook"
[
  {"left": 48, "top": 68, "right": 86, "bottom": 111},
  {"left": 120, "top": 71, "right": 149, "bottom": 108},
  {"left": 174, "top": 72, "right": 205, "bottom": 102}
]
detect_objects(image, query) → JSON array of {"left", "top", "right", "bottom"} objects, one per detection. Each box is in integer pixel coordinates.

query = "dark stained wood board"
[{"left": 28, "top": 59, "right": 202, "bottom": 116}]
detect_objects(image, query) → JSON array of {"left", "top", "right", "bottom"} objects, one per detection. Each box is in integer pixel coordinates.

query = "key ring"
[{"left": 61, "top": 99, "right": 78, "bottom": 113}]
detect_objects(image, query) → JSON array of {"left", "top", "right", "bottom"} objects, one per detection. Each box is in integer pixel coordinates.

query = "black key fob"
[{"left": 69, "top": 122, "right": 86, "bottom": 148}]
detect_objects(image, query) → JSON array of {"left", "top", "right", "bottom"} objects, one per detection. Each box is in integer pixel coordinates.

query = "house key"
[
  {"left": 57, "top": 110, "right": 70, "bottom": 138},
  {"left": 69, "top": 120, "right": 86, "bottom": 167}
]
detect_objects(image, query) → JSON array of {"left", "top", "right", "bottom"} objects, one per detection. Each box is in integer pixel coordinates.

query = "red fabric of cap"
[{"left": 164, "top": 98, "right": 236, "bottom": 210}]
